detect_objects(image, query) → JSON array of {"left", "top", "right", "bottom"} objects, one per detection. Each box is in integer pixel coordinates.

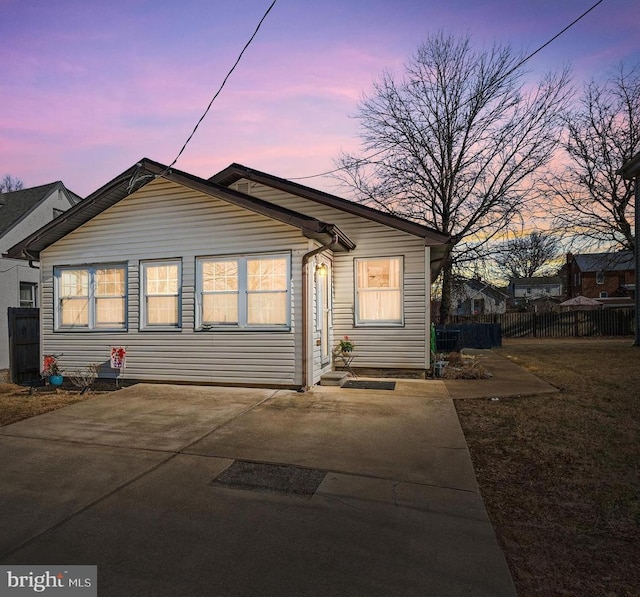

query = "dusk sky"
[{"left": 1, "top": 0, "right": 638, "bottom": 197}]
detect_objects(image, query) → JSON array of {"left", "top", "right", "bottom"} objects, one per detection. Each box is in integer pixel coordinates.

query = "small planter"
[{"left": 49, "top": 375, "right": 64, "bottom": 387}]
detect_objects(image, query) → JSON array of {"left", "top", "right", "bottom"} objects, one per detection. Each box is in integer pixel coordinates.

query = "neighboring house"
[
  {"left": 452, "top": 277, "right": 509, "bottom": 315},
  {"left": 7, "top": 159, "right": 450, "bottom": 389},
  {"left": 566, "top": 251, "right": 635, "bottom": 303},
  {"left": 0, "top": 182, "right": 80, "bottom": 369},
  {"left": 508, "top": 276, "right": 564, "bottom": 306}
]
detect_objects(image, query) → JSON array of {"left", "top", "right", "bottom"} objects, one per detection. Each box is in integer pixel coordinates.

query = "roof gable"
[
  {"left": 210, "top": 163, "right": 450, "bottom": 246},
  {"left": 0, "top": 182, "right": 63, "bottom": 239},
  {"left": 454, "top": 277, "right": 509, "bottom": 302},
  {"left": 5, "top": 159, "right": 355, "bottom": 260}
]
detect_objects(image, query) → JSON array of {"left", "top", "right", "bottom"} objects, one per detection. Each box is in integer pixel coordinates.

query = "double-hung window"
[
  {"left": 55, "top": 265, "right": 126, "bottom": 330},
  {"left": 355, "top": 257, "right": 403, "bottom": 326},
  {"left": 141, "top": 260, "right": 182, "bottom": 329},
  {"left": 197, "top": 253, "right": 290, "bottom": 329}
]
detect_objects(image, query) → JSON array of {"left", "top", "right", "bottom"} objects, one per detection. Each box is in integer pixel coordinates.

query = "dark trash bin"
[{"left": 435, "top": 329, "right": 461, "bottom": 352}]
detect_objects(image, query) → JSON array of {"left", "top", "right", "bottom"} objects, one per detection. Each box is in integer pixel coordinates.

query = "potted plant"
[
  {"left": 43, "top": 354, "right": 63, "bottom": 387},
  {"left": 338, "top": 335, "right": 355, "bottom": 355}
]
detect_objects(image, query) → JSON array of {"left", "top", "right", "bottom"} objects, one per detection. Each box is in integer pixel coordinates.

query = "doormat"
[
  {"left": 343, "top": 380, "right": 396, "bottom": 390},
  {"left": 210, "top": 460, "right": 326, "bottom": 498}
]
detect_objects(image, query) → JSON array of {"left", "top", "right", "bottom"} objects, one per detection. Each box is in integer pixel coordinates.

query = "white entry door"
[{"left": 316, "top": 261, "right": 332, "bottom": 366}]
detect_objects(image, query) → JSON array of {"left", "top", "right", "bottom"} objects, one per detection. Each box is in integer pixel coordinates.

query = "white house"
[
  {"left": 7, "top": 159, "right": 450, "bottom": 389},
  {"left": 508, "top": 276, "right": 564, "bottom": 306},
  {"left": 0, "top": 182, "right": 79, "bottom": 369},
  {"left": 451, "top": 277, "right": 509, "bottom": 316}
]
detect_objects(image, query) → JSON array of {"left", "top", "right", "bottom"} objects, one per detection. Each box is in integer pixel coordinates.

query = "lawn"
[
  {"left": 0, "top": 382, "right": 104, "bottom": 426},
  {"left": 455, "top": 338, "right": 640, "bottom": 597}
]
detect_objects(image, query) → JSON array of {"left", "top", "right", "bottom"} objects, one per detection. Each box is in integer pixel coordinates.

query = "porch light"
[{"left": 315, "top": 263, "right": 328, "bottom": 277}]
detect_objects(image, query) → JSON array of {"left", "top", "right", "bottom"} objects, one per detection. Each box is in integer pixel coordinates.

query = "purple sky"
[{"left": 1, "top": 0, "right": 638, "bottom": 197}]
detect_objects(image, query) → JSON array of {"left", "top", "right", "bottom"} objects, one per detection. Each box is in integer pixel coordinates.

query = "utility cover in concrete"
[{"left": 211, "top": 460, "right": 326, "bottom": 498}]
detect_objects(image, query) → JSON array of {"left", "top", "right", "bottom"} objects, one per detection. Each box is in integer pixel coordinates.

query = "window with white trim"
[
  {"left": 142, "top": 260, "right": 181, "bottom": 329},
  {"left": 19, "top": 282, "right": 37, "bottom": 308},
  {"left": 355, "top": 257, "right": 403, "bottom": 325},
  {"left": 55, "top": 265, "right": 126, "bottom": 330},
  {"left": 197, "top": 253, "right": 290, "bottom": 329}
]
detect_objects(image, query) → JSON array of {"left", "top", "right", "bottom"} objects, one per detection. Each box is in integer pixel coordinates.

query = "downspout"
[
  {"left": 301, "top": 231, "right": 339, "bottom": 390},
  {"left": 24, "top": 248, "right": 39, "bottom": 269},
  {"left": 27, "top": 251, "right": 39, "bottom": 270}
]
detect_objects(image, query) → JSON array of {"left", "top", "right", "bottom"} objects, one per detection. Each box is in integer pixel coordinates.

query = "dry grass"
[
  {"left": 0, "top": 383, "right": 97, "bottom": 426},
  {"left": 441, "top": 351, "right": 492, "bottom": 379},
  {"left": 455, "top": 338, "right": 640, "bottom": 597}
]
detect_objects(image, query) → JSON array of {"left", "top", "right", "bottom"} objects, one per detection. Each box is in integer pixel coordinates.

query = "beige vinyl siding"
[
  {"left": 237, "top": 181, "right": 430, "bottom": 370},
  {"left": 40, "top": 178, "right": 307, "bottom": 386}
]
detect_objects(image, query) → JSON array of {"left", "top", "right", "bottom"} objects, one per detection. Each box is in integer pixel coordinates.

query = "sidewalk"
[{"left": 444, "top": 349, "right": 559, "bottom": 400}]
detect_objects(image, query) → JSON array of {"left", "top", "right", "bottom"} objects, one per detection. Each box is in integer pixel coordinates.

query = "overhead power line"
[
  {"left": 167, "top": 0, "right": 277, "bottom": 170},
  {"left": 289, "top": 0, "right": 606, "bottom": 181}
]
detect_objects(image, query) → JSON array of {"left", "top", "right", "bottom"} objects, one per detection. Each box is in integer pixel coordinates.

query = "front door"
[{"left": 316, "top": 260, "right": 332, "bottom": 366}]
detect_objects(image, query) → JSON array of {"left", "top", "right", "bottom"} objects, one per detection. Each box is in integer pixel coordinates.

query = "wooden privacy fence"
[
  {"left": 451, "top": 308, "right": 635, "bottom": 338},
  {"left": 7, "top": 307, "right": 40, "bottom": 384}
]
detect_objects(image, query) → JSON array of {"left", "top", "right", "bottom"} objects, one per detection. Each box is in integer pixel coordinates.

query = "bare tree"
[
  {"left": 335, "top": 33, "right": 571, "bottom": 322},
  {"left": 493, "top": 231, "right": 560, "bottom": 280},
  {"left": 550, "top": 62, "right": 639, "bottom": 251},
  {"left": 0, "top": 174, "right": 24, "bottom": 193}
]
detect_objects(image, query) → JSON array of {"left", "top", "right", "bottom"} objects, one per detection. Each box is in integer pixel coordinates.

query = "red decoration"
[{"left": 110, "top": 347, "right": 126, "bottom": 369}]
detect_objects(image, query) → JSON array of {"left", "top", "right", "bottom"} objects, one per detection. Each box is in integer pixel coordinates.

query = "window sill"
[
  {"left": 55, "top": 327, "right": 128, "bottom": 333},
  {"left": 354, "top": 322, "right": 405, "bottom": 328},
  {"left": 196, "top": 326, "right": 291, "bottom": 333}
]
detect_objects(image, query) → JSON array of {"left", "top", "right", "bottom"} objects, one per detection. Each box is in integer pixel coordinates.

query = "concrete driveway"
[{"left": 0, "top": 379, "right": 517, "bottom": 596}]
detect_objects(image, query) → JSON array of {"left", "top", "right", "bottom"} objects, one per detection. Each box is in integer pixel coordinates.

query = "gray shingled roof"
[
  {"left": 0, "top": 182, "right": 61, "bottom": 239},
  {"left": 572, "top": 252, "right": 634, "bottom": 272}
]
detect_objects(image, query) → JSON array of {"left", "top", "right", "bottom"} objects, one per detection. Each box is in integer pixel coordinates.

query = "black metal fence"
[
  {"left": 450, "top": 308, "right": 635, "bottom": 338},
  {"left": 435, "top": 324, "right": 502, "bottom": 350}
]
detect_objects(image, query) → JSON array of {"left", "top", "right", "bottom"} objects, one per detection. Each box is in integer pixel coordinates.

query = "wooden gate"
[{"left": 7, "top": 308, "right": 40, "bottom": 384}]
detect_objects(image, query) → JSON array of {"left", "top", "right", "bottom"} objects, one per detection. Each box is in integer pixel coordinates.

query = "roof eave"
[
  {"left": 6, "top": 159, "right": 357, "bottom": 259},
  {"left": 5, "top": 164, "right": 141, "bottom": 260},
  {"left": 618, "top": 152, "right": 640, "bottom": 179},
  {"left": 211, "top": 164, "right": 451, "bottom": 246}
]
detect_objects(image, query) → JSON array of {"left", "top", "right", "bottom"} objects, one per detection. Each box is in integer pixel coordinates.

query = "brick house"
[{"left": 566, "top": 252, "right": 635, "bottom": 302}]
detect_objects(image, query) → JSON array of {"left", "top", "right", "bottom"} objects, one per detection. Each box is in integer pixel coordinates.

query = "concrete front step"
[{"left": 320, "top": 371, "right": 351, "bottom": 386}]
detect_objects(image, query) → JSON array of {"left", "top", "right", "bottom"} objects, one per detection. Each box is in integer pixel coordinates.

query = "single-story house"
[
  {"left": 451, "top": 277, "right": 509, "bottom": 315},
  {"left": 7, "top": 159, "right": 450, "bottom": 389},
  {"left": 566, "top": 251, "right": 635, "bottom": 302},
  {"left": 0, "top": 182, "right": 80, "bottom": 369}
]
